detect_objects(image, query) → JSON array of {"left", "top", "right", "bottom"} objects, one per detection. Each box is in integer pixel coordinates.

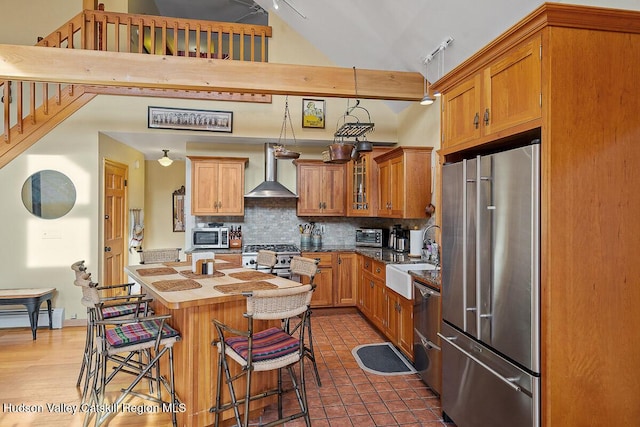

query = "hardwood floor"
[{"left": 0, "top": 312, "right": 452, "bottom": 426}]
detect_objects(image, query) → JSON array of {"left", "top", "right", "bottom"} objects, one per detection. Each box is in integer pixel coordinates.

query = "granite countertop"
[
  {"left": 409, "top": 269, "right": 441, "bottom": 290},
  {"left": 185, "top": 247, "right": 243, "bottom": 255}
]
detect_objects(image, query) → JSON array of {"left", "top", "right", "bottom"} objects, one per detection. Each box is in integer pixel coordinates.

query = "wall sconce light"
[{"left": 158, "top": 149, "right": 173, "bottom": 167}]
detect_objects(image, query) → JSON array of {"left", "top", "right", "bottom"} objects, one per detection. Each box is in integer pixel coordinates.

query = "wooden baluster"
[
  {"left": 217, "top": 29, "right": 223, "bottom": 59},
  {"left": 260, "top": 30, "right": 266, "bottom": 62},
  {"left": 30, "top": 83, "right": 36, "bottom": 125},
  {"left": 150, "top": 20, "right": 156, "bottom": 54},
  {"left": 16, "top": 82, "right": 23, "bottom": 134},
  {"left": 184, "top": 23, "right": 190, "bottom": 56},
  {"left": 55, "top": 84, "right": 61, "bottom": 106},
  {"left": 195, "top": 24, "right": 201, "bottom": 57},
  {"left": 250, "top": 28, "right": 255, "bottom": 62},
  {"left": 239, "top": 28, "right": 244, "bottom": 61},
  {"left": 173, "top": 22, "right": 178, "bottom": 55},
  {"left": 228, "top": 26, "right": 234, "bottom": 60},
  {"left": 67, "top": 23, "right": 74, "bottom": 49},
  {"left": 161, "top": 22, "right": 167, "bottom": 55},
  {"left": 3, "top": 81, "right": 9, "bottom": 143},
  {"left": 137, "top": 20, "right": 143, "bottom": 54},
  {"left": 125, "top": 17, "right": 132, "bottom": 53},
  {"left": 206, "top": 26, "right": 212, "bottom": 58},
  {"left": 43, "top": 83, "right": 49, "bottom": 116},
  {"left": 114, "top": 16, "right": 120, "bottom": 51}
]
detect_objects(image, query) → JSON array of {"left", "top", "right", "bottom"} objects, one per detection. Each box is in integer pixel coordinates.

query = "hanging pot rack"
[
  {"left": 273, "top": 95, "right": 301, "bottom": 159},
  {"left": 333, "top": 67, "right": 375, "bottom": 139}
]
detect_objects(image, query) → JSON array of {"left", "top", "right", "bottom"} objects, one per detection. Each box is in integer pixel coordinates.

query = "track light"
[
  {"left": 273, "top": 0, "right": 279, "bottom": 10},
  {"left": 158, "top": 149, "right": 173, "bottom": 167},
  {"left": 420, "top": 57, "right": 434, "bottom": 106}
]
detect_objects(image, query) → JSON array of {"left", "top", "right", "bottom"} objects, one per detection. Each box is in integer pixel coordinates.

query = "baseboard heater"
[{"left": 0, "top": 308, "right": 64, "bottom": 329}]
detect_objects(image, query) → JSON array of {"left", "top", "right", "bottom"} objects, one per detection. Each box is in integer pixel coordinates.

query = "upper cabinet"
[
  {"left": 294, "top": 160, "right": 346, "bottom": 216},
  {"left": 374, "top": 147, "right": 432, "bottom": 219},
  {"left": 346, "top": 148, "right": 389, "bottom": 217},
  {"left": 441, "top": 35, "right": 542, "bottom": 149},
  {"left": 189, "top": 156, "right": 248, "bottom": 216}
]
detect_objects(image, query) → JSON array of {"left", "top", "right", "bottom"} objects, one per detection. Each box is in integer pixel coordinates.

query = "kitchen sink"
[{"left": 386, "top": 262, "right": 439, "bottom": 299}]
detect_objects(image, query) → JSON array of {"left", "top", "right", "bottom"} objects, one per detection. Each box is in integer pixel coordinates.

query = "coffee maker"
[{"left": 389, "top": 224, "right": 408, "bottom": 252}]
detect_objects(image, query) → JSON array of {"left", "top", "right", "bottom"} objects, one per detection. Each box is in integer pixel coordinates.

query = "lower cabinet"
[
  {"left": 301, "top": 252, "right": 333, "bottom": 307},
  {"left": 357, "top": 254, "right": 414, "bottom": 360},
  {"left": 335, "top": 252, "right": 357, "bottom": 306}
]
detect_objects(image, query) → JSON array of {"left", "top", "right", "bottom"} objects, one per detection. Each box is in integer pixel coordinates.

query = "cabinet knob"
[{"left": 375, "top": 267, "right": 381, "bottom": 274}]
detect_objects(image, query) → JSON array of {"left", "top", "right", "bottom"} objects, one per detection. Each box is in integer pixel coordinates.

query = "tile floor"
[{"left": 256, "top": 310, "right": 456, "bottom": 427}]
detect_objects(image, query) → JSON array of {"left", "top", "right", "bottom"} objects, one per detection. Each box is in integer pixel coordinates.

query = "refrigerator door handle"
[{"left": 438, "top": 333, "right": 523, "bottom": 393}]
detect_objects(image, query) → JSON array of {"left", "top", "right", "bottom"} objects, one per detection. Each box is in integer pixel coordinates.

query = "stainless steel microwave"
[
  {"left": 355, "top": 228, "right": 387, "bottom": 247},
  {"left": 192, "top": 227, "right": 229, "bottom": 249}
]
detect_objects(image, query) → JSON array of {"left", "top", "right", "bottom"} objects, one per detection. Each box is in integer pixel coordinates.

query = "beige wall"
[{"left": 0, "top": 1, "right": 441, "bottom": 321}]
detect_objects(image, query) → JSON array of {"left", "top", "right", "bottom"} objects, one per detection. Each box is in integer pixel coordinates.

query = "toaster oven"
[{"left": 355, "top": 228, "right": 387, "bottom": 247}]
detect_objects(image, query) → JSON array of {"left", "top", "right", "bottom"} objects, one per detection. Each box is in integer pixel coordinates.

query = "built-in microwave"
[
  {"left": 192, "top": 227, "right": 229, "bottom": 249},
  {"left": 355, "top": 228, "right": 387, "bottom": 247}
]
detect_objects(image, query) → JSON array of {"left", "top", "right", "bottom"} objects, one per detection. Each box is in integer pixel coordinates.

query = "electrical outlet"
[{"left": 71, "top": 313, "right": 77, "bottom": 319}]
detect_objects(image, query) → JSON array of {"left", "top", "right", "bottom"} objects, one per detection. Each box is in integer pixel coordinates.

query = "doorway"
[{"left": 103, "top": 159, "right": 128, "bottom": 292}]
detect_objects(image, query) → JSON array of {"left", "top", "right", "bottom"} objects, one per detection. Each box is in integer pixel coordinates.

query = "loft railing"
[{"left": 1, "top": 6, "right": 272, "bottom": 153}]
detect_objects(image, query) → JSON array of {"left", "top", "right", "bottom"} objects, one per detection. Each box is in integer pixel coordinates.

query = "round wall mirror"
[{"left": 21, "top": 170, "right": 76, "bottom": 219}]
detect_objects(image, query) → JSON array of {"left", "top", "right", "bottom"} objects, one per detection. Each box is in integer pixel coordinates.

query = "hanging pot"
[
  {"left": 351, "top": 145, "right": 361, "bottom": 161},
  {"left": 328, "top": 143, "right": 353, "bottom": 163},
  {"left": 355, "top": 138, "right": 373, "bottom": 152}
]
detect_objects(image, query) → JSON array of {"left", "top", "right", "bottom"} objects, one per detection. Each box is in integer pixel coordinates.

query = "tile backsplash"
[{"left": 196, "top": 198, "right": 427, "bottom": 247}]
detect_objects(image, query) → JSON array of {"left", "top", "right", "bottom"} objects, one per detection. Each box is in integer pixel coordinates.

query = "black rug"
[{"left": 352, "top": 342, "right": 417, "bottom": 376}]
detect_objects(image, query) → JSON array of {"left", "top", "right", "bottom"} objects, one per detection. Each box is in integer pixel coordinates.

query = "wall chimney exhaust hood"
[{"left": 245, "top": 143, "right": 298, "bottom": 198}]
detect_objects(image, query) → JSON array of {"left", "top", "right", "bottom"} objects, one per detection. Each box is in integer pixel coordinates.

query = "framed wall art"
[
  {"left": 302, "top": 98, "right": 325, "bottom": 128},
  {"left": 148, "top": 106, "right": 233, "bottom": 133}
]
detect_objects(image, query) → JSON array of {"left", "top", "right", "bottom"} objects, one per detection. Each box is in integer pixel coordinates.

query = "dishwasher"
[{"left": 413, "top": 278, "right": 442, "bottom": 395}]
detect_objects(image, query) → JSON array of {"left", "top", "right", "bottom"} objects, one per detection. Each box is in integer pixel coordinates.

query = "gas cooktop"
[{"left": 242, "top": 244, "right": 300, "bottom": 254}]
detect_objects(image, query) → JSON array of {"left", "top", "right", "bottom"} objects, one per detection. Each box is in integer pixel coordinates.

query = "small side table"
[{"left": 0, "top": 288, "right": 56, "bottom": 340}]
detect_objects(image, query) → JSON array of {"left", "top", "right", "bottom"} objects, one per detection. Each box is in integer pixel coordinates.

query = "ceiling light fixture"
[
  {"left": 420, "top": 56, "right": 434, "bottom": 106},
  {"left": 421, "top": 37, "right": 454, "bottom": 104},
  {"left": 272, "top": 0, "right": 307, "bottom": 19},
  {"left": 158, "top": 149, "right": 173, "bottom": 167},
  {"left": 272, "top": 0, "right": 279, "bottom": 10}
]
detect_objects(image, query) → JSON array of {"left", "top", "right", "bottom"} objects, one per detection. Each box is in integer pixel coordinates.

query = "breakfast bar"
[{"left": 125, "top": 259, "right": 304, "bottom": 427}]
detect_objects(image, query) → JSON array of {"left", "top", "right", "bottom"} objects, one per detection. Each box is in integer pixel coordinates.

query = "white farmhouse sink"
[{"left": 386, "top": 262, "right": 439, "bottom": 299}]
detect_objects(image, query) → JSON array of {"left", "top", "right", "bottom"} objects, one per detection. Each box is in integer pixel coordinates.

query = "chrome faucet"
[{"left": 422, "top": 224, "right": 441, "bottom": 266}]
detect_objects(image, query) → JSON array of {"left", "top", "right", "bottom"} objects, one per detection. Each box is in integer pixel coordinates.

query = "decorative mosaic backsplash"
[{"left": 197, "top": 198, "right": 427, "bottom": 247}]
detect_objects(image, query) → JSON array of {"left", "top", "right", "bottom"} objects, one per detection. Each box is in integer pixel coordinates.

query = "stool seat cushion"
[
  {"left": 226, "top": 327, "right": 299, "bottom": 361},
  {"left": 106, "top": 319, "right": 180, "bottom": 348},
  {"left": 101, "top": 303, "right": 142, "bottom": 319}
]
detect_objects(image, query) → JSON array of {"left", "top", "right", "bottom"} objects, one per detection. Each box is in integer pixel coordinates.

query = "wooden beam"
[{"left": 0, "top": 44, "right": 423, "bottom": 101}]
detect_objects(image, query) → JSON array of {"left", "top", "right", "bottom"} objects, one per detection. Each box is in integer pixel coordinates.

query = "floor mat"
[{"left": 352, "top": 342, "right": 417, "bottom": 376}]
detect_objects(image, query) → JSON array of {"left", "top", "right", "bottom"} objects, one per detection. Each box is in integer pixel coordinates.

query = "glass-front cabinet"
[{"left": 347, "top": 148, "right": 388, "bottom": 217}]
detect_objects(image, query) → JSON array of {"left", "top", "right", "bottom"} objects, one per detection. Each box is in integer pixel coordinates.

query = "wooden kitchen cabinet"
[
  {"left": 441, "top": 35, "right": 541, "bottom": 149},
  {"left": 295, "top": 160, "right": 346, "bottom": 216},
  {"left": 374, "top": 147, "right": 432, "bottom": 218},
  {"left": 432, "top": 5, "right": 640, "bottom": 426},
  {"left": 335, "top": 252, "right": 357, "bottom": 306},
  {"left": 346, "top": 148, "right": 388, "bottom": 217},
  {"left": 385, "top": 289, "right": 413, "bottom": 360},
  {"left": 301, "top": 252, "right": 333, "bottom": 307},
  {"left": 189, "top": 157, "right": 248, "bottom": 216}
]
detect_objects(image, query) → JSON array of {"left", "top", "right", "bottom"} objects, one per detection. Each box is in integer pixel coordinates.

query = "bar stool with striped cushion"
[
  {"left": 85, "top": 309, "right": 181, "bottom": 427},
  {"left": 210, "top": 284, "right": 314, "bottom": 427}
]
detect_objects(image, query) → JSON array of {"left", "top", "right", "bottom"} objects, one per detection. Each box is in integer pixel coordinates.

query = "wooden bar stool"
[{"left": 210, "top": 284, "right": 314, "bottom": 427}]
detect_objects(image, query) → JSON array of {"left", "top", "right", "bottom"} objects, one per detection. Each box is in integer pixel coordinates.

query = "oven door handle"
[{"left": 438, "top": 333, "right": 523, "bottom": 393}]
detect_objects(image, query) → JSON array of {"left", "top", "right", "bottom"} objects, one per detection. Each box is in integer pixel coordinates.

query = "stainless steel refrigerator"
[{"left": 439, "top": 142, "right": 541, "bottom": 427}]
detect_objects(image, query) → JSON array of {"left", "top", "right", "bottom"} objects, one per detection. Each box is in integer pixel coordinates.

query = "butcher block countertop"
[{"left": 125, "top": 259, "right": 304, "bottom": 310}]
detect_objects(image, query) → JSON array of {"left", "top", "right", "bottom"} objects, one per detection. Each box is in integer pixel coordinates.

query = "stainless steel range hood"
[{"left": 245, "top": 143, "right": 298, "bottom": 198}]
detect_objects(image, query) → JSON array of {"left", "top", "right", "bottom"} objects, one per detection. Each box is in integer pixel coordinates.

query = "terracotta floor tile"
[{"left": 264, "top": 311, "right": 455, "bottom": 427}]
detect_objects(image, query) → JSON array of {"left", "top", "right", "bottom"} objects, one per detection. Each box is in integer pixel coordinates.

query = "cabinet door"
[
  {"left": 442, "top": 74, "right": 482, "bottom": 148},
  {"left": 371, "top": 276, "right": 386, "bottom": 331},
  {"left": 321, "top": 165, "right": 346, "bottom": 215},
  {"left": 297, "top": 165, "right": 324, "bottom": 215},
  {"left": 397, "top": 295, "right": 414, "bottom": 360},
  {"left": 361, "top": 274, "right": 375, "bottom": 318},
  {"left": 377, "top": 160, "right": 392, "bottom": 217},
  {"left": 191, "top": 161, "right": 219, "bottom": 215},
  {"left": 388, "top": 156, "right": 404, "bottom": 217},
  {"left": 483, "top": 36, "right": 541, "bottom": 135},
  {"left": 336, "top": 252, "right": 357, "bottom": 306},
  {"left": 309, "top": 266, "right": 333, "bottom": 307},
  {"left": 385, "top": 289, "right": 399, "bottom": 341},
  {"left": 217, "top": 162, "right": 245, "bottom": 215}
]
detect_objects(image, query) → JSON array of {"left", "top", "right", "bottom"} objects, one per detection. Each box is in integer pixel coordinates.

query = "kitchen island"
[{"left": 125, "top": 259, "right": 305, "bottom": 427}]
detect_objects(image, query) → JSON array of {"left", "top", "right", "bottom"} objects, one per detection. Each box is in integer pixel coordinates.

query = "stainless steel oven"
[
  {"left": 241, "top": 244, "right": 300, "bottom": 279},
  {"left": 413, "top": 278, "right": 442, "bottom": 395}
]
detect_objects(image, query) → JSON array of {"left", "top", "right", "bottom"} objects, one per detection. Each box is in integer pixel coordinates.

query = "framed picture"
[
  {"left": 148, "top": 106, "right": 233, "bottom": 133},
  {"left": 302, "top": 98, "right": 325, "bottom": 129},
  {"left": 172, "top": 186, "right": 185, "bottom": 232}
]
